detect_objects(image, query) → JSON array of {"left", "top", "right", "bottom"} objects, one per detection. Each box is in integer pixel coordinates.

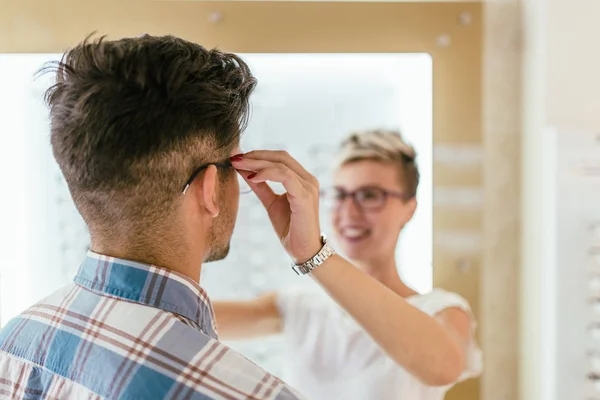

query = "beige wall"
[
  {"left": 481, "top": 1, "right": 521, "bottom": 399},
  {"left": 546, "top": 0, "right": 600, "bottom": 128}
]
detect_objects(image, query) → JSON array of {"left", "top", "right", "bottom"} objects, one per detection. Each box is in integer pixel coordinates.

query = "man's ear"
[{"left": 201, "top": 165, "right": 220, "bottom": 218}]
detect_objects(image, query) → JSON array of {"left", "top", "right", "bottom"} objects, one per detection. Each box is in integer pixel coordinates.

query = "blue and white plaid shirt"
[{"left": 0, "top": 251, "right": 303, "bottom": 399}]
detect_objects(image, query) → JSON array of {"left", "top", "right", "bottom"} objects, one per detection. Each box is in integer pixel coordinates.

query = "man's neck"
[{"left": 90, "top": 237, "right": 204, "bottom": 284}]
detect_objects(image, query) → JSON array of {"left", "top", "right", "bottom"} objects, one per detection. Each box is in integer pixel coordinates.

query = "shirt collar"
[{"left": 74, "top": 251, "right": 218, "bottom": 339}]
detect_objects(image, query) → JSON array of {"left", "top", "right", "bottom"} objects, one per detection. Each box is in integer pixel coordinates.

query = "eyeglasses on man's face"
[
  {"left": 320, "top": 186, "right": 413, "bottom": 211},
  {"left": 182, "top": 162, "right": 252, "bottom": 195}
]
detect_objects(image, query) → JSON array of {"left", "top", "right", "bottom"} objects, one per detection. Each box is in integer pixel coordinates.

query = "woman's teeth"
[{"left": 343, "top": 228, "right": 369, "bottom": 239}]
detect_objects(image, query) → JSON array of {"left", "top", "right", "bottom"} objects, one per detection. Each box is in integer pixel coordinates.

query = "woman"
[{"left": 215, "top": 129, "right": 482, "bottom": 399}]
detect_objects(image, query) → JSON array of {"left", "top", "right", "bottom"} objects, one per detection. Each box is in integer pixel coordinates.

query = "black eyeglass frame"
[{"left": 182, "top": 162, "right": 233, "bottom": 194}]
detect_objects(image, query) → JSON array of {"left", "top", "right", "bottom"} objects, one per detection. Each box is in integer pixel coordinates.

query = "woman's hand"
[{"left": 231, "top": 151, "right": 322, "bottom": 264}]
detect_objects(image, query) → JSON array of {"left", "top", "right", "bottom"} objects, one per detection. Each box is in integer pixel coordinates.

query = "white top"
[{"left": 276, "top": 286, "right": 483, "bottom": 400}]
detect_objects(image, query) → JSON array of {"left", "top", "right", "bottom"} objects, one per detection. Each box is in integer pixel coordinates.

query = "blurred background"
[{"left": 1, "top": 1, "right": 599, "bottom": 399}]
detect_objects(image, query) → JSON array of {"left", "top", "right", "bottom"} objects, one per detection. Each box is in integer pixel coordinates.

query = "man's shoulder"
[
  {"left": 110, "top": 310, "right": 305, "bottom": 399},
  {"left": 0, "top": 284, "right": 304, "bottom": 399},
  {"left": 115, "top": 305, "right": 304, "bottom": 399},
  {"left": 0, "top": 321, "right": 303, "bottom": 400},
  {"left": 171, "top": 337, "right": 303, "bottom": 399}
]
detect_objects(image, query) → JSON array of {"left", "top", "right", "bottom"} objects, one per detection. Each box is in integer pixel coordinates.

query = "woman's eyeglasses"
[
  {"left": 182, "top": 162, "right": 252, "bottom": 195},
  {"left": 320, "top": 186, "right": 413, "bottom": 211}
]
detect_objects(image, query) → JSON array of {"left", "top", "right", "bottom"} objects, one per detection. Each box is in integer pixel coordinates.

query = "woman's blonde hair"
[{"left": 335, "top": 129, "right": 420, "bottom": 197}]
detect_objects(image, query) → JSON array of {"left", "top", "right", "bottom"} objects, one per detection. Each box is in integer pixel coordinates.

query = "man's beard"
[
  {"left": 204, "top": 196, "right": 235, "bottom": 263},
  {"left": 204, "top": 242, "right": 230, "bottom": 263}
]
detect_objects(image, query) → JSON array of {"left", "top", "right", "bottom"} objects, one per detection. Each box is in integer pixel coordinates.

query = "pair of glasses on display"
[{"left": 586, "top": 241, "right": 600, "bottom": 397}]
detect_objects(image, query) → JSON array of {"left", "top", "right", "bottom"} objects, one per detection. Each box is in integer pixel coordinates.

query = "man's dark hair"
[{"left": 42, "top": 34, "right": 256, "bottom": 235}]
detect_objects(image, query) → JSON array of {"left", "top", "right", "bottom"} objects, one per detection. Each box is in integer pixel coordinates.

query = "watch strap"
[{"left": 291, "top": 236, "right": 335, "bottom": 275}]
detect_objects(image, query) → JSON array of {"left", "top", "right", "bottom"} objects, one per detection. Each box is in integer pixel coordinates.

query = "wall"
[
  {"left": 546, "top": 0, "right": 600, "bottom": 129},
  {"left": 481, "top": 1, "right": 522, "bottom": 399},
  {"left": 520, "top": 0, "right": 546, "bottom": 399}
]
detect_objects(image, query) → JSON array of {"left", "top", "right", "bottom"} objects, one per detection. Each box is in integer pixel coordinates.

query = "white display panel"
[{"left": 542, "top": 127, "right": 600, "bottom": 400}]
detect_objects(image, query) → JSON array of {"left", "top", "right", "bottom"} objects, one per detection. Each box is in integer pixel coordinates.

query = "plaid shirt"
[{"left": 0, "top": 252, "right": 303, "bottom": 400}]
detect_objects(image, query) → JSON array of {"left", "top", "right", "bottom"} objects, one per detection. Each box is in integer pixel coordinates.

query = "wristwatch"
[{"left": 291, "top": 235, "right": 335, "bottom": 275}]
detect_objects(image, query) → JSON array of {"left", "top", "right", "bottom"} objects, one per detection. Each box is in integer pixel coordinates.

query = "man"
[{"left": 0, "top": 34, "right": 315, "bottom": 399}]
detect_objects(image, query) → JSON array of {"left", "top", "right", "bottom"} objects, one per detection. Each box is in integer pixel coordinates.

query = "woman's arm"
[
  {"left": 230, "top": 150, "right": 473, "bottom": 386},
  {"left": 212, "top": 292, "right": 283, "bottom": 341},
  {"left": 311, "top": 254, "right": 471, "bottom": 386}
]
